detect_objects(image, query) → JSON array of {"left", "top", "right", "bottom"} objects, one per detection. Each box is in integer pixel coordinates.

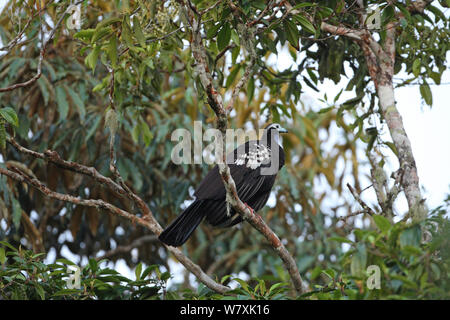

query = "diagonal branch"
[
  {"left": 178, "top": 0, "right": 306, "bottom": 295},
  {"left": 4, "top": 138, "right": 230, "bottom": 294}
]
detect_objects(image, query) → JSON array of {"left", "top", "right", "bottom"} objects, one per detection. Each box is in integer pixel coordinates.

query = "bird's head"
[
  {"left": 263, "top": 123, "right": 288, "bottom": 148},
  {"left": 264, "top": 123, "right": 288, "bottom": 134}
]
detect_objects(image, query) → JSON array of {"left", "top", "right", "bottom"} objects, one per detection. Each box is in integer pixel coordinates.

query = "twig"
[
  {"left": 199, "top": 0, "right": 223, "bottom": 16},
  {"left": 338, "top": 210, "right": 369, "bottom": 222},
  {"left": 96, "top": 235, "right": 159, "bottom": 260},
  {"left": 347, "top": 183, "right": 376, "bottom": 216},
  {"left": 247, "top": 0, "right": 275, "bottom": 27},
  {"left": 214, "top": 43, "right": 236, "bottom": 65}
]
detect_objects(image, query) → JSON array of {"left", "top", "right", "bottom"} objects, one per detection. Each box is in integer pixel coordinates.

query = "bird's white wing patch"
[
  {"left": 235, "top": 153, "right": 246, "bottom": 165},
  {"left": 234, "top": 143, "right": 271, "bottom": 169}
]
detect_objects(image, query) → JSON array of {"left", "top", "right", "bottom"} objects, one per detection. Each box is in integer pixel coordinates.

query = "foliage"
[
  {"left": 1, "top": 203, "right": 448, "bottom": 300},
  {"left": 0, "top": 241, "right": 168, "bottom": 300},
  {"left": 0, "top": 0, "right": 448, "bottom": 299},
  {"left": 304, "top": 206, "right": 450, "bottom": 300}
]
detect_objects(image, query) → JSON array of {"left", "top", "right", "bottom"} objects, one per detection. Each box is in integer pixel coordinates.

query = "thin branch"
[
  {"left": 247, "top": 0, "right": 275, "bottom": 27},
  {"left": 347, "top": 183, "right": 376, "bottom": 216},
  {"left": 96, "top": 235, "right": 159, "bottom": 260},
  {"left": 214, "top": 43, "right": 236, "bottom": 65},
  {"left": 199, "top": 0, "right": 223, "bottom": 16},
  {"left": 338, "top": 209, "right": 370, "bottom": 222}
]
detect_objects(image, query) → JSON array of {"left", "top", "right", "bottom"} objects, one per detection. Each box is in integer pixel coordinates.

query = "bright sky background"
[{"left": 0, "top": 0, "right": 449, "bottom": 287}]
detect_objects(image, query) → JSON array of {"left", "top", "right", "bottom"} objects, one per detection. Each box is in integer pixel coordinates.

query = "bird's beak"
[{"left": 278, "top": 126, "right": 288, "bottom": 134}]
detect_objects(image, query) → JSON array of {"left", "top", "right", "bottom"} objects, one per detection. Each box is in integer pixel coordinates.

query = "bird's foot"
[{"left": 243, "top": 202, "right": 255, "bottom": 215}]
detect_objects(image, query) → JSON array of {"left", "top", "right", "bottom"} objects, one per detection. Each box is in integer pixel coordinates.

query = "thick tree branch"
[{"left": 320, "top": 22, "right": 363, "bottom": 41}]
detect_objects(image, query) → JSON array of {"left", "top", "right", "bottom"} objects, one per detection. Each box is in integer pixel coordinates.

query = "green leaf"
[
  {"left": 34, "top": 283, "right": 45, "bottom": 300},
  {"left": 74, "top": 29, "right": 95, "bottom": 42},
  {"left": 429, "top": 71, "right": 441, "bottom": 85},
  {"left": 328, "top": 236, "right": 353, "bottom": 243},
  {"left": 399, "top": 225, "right": 421, "bottom": 248},
  {"left": 420, "top": 82, "right": 432, "bottom": 106},
  {"left": 247, "top": 77, "right": 255, "bottom": 104},
  {"left": 372, "top": 215, "right": 392, "bottom": 233},
  {"left": 12, "top": 198, "right": 22, "bottom": 230},
  {"left": 0, "top": 247, "right": 6, "bottom": 264},
  {"left": 96, "top": 17, "right": 121, "bottom": 29},
  {"left": 131, "top": 123, "right": 140, "bottom": 144},
  {"left": 293, "top": 14, "right": 316, "bottom": 34},
  {"left": 107, "top": 35, "right": 118, "bottom": 68},
  {"left": 65, "top": 86, "right": 86, "bottom": 122},
  {"left": 206, "top": 22, "right": 223, "bottom": 39},
  {"left": 0, "top": 241, "right": 18, "bottom": 252},
  {"left": 0, "top": 107, "right": 19, "bottom": 127},
  {"left": 225, "top": 64, "right": 241, "bottom": 88},
  {"left": 318, "top": 107, "right": 333, "bottom": 114},
  {"left": 85, "top": 46, "right": 100, "bottom": 71},
  {"left": 412, "top": 58, "right": 421, "bottom": 77},
  {"left": 381, "top": 5, "right": 395, "bottom": 25},
  {"left": 140, "top": 120, "right": 153, "bottom": 146},
  {"left": 283, "top": 19, "right": 299, "bottom": 50},
  {"left": 292, "top": 3, "right": 315, "bottom": 10},
  {"left": 350, "top": 244, "right": 367, "bottom": 277},
  {"left": 233, "top": 278, "right": 251, "bottom": 294},
  {"left": 121, "top": 16, "right": 134, "bottom": 48},
  {"left": 55, "top": 86, "right": 69, "bottom": 120},
  {"left": 132, "top": 16, "right": 145, "bottom": 47},
  {"left": 37, "top": 76, "right": 50, "bottom": 106},
  {"left": 217, "top": 22, "right": 231, "bottom": 52},
  {"left": 0, "top": 120, "right": 5, "bottom": 150},
  {"left": 55, "top": 258, "right": 77, "bottom": 266},
  {"left": 221, "top": 275, "right": 232, "bottom": 284},
  {"left": 91, "top": 26, "right": 112, "bottom": 43},
  {"left": 135, "top": 263, "right": 142, "bottom": 281}
]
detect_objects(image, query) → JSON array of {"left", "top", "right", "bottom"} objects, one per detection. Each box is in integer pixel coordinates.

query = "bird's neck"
[{"left": 262, "top": 131, "right": 282, "bottom": 149}]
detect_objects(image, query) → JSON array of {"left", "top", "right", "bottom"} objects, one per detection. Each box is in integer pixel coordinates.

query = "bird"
[{"left": 158, "top": 123, "right": 288, "bottom": 246}]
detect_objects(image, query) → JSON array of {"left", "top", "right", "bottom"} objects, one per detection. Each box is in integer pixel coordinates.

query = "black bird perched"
[{"left": 159, "top": 123, "right": 288, "bottom": 246}]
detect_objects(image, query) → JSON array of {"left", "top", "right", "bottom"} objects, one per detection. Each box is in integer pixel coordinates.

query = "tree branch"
[
  {"left": 95, "top": 235, "right": 160, "bottom": 260},
  {"left": 178, "top": 0, "right": 306, "bottom": 295},
  {"left": 4, "top": 138, "right": 230, "bottom": 294}
]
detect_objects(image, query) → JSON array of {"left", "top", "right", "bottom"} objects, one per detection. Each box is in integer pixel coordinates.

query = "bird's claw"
[{"left": 243, "top": 202, "right": 255, "bottom": 215}]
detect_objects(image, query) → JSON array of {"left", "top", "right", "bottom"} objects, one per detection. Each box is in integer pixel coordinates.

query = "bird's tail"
[{"left": 158, "top": 200, "right": 206, "bottom": 246}]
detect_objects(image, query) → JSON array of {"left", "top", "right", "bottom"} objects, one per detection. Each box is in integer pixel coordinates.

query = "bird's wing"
[{"left": 194, "top": 141, "right": 278, "bottom": 201}]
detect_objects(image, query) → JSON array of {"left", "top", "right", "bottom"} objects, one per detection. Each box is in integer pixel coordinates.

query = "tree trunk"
[{"left": 376, "top": 82, "right": 427, "bottom": 221}]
